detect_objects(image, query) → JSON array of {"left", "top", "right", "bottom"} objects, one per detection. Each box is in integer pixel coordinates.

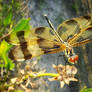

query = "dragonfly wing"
[
  {"left": 8, "top": 37, "right": 66, "bottom": 61},
  {"left": 57, "top": 14, "right": 92, "bottom": 42},
  {"left": 6, "top": 26, "right": 66, "bottom": 61},
  {"left": 69, "top": 26, "right": 92, "bottom": 47},
  {"left": 71, "top": 39, "right": 92, "bottom": 47},
  {"left": 6, "top": 27, "right": 59, "bottom": 45},
  {"left": 31, "top": 27, "right": 59, "bottom": 41}
]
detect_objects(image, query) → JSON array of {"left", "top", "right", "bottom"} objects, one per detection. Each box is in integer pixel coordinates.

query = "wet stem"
[
  {"left": 24, "top": 73, "right": 59, "bottom": 80},
  {"left": 5, "top": 73, "right": 59, "bottom": 88}
]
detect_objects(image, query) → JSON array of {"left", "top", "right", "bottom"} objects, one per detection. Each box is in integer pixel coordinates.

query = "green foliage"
[
  {"left": 0, "top": 17, "right": 31, "bottom": 70},
  {"left": 3, "top": 11, "right": 13, "bottom": 27},
  {"left": 0, "top": 0, "right": 22, "bottom": 36},
  {"left": 0, "top": 0, "right": 31, "bottom": 72},
  {"left": 8, "top": 18, "right": 31, "bottom": 45},
  {"left": 0, "top": 0, "right": 33, "bottom": 91},
  {"left": 12, "top": 18, "right": 31, "bottom": 33},
  {"left": 0, "top": 40, "right": 14, "bottom": 71},
  {"left": 80, "top": 87, "right": 92, "bottom": 92}
]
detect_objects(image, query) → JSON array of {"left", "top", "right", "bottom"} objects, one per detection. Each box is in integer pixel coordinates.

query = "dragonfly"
[{"left": 5, "top": 14, "right": 92, "bottom": 64}]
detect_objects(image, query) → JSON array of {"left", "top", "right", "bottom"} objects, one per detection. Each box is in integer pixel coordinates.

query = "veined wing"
[
  {"left": 6, "top": 27, "right": 59, "bottom": 45},
  {"left": 8, "top": 37, "right": 66, "bottom": 61},
  {"left": 69, "top": 26, "right": 92, "bottom": 47},
  {"left": 31, "top": 27, "right": 59, "bottom": 41},
  {"left": 7, "top": 27, "right": 66, "bottom": 61},
  {"left": 57, "top": 14, "right": 92, "bottom": 42}
]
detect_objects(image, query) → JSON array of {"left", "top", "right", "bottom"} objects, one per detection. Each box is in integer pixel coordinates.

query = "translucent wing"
[
  {"left": 68, "top": 26, "right": 92, "bottom": 47},
  {"left": 6, "top": 27, "right": 59, "bottom": 45},
  {"left": 70, "top": 39, "right": 92, "bottom": 47},
  {"left": 7, "top": 27, "right": 66, "bottom": 61},
  {"left": 57, "top": 14, "right": 92, "bottom": 42},
  {"left": 31, "top": 27, "right": 59, "bottom": 41},
  {"left": 8, "top": 37, "right": 66, "bottom": 61}
]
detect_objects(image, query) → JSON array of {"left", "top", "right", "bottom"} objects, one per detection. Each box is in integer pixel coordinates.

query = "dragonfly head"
[
  {"left": 65, "top": 48, "right": 79, "bottom": 64},
  {"left": 68, "top": 55, "right": 79, "bottom": 64}
]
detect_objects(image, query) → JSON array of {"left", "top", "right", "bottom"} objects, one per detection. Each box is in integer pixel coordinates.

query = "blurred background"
[{"left": 0, "top": 0, "right": 92, "bottom": 92}]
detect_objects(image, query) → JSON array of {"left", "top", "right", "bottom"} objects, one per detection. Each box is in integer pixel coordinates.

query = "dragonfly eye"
[{"left": 68, "top": 55, "right": 79, "bottom": 64}]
